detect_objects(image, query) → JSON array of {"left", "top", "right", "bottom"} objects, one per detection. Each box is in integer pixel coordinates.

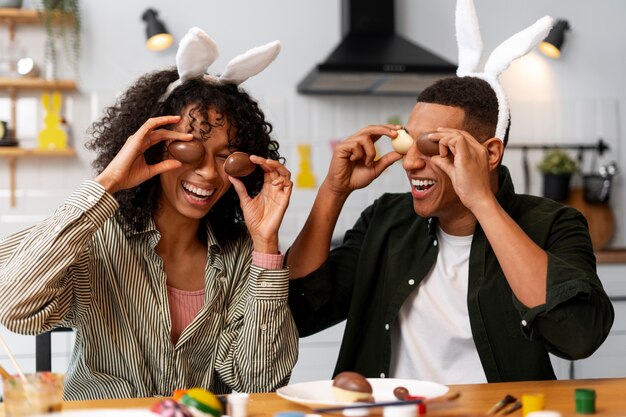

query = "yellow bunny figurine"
[{"left": 38, "top": 91, "right": 68, "bottom": 150}]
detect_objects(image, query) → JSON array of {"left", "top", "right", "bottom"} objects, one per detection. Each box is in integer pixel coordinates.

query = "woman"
[{"left": 0, "top": 29, "right": 297, "bottom": 400}]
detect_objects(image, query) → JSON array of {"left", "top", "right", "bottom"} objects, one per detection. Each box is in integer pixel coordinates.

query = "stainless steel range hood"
[{"left": 298, "top": 0, "right": 457, "bottom": 96}]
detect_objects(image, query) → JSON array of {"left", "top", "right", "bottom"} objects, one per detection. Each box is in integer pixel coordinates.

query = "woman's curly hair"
[{"left": 86, "top": 68, "right": 282, "bottom": 244}]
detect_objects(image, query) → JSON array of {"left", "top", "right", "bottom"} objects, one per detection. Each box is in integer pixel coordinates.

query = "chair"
[{"left": 35, "top": 327, "right": 73, "bottom": 372}]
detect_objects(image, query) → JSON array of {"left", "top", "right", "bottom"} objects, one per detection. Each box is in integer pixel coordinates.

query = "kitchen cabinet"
[{"left": 0, "top": 8, "right": 78, "bottom": 207}]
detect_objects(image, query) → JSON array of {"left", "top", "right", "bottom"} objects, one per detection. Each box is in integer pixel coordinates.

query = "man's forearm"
[
  {"left": 287, "top": 182, "right": 350, "bottom": 279},
  {"left": 474, "top": 197, "right": 548, "bottom": 307}
]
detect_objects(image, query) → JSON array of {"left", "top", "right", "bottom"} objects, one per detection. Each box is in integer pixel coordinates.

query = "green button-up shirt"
[{"left": 289, "top": 166, "right": 614, "bottom": 382}]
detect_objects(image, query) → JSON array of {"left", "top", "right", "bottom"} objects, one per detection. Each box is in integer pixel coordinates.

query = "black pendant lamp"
[
  {"left": 142, "top": 8, "right": 174, "bottom": 52},
  {"left": 539, "top": 19, "right": 570, "bottom": 59}
]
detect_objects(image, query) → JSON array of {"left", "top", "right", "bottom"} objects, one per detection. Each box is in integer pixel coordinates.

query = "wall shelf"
[
  {"left": 0, "top": 8, "right": 75, "bottom": 39},
  {"left": 0, "top": 147, "right": 76, "bottom": 207},
  {"left": 0, "top": 9, "right": 79, "bottom": 208},
  {"left": 0, "top": 78, "right": 76, "bottom": 90}
]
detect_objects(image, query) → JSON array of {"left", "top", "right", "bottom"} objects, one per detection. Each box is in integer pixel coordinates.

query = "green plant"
[
  {"left": 35, "top": 0, "right": 81, "bottom": 79},
  {"left": 537, "top": 149, "right": 578, "bottom": 175}
]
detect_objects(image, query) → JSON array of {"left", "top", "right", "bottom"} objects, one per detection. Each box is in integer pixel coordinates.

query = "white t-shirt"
[{"left": 389, "top": 227, "right": 487, "bottom": 384}]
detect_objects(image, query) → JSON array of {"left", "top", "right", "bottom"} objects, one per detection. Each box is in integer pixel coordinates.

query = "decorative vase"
[{"left": 542, "top": 174, "right": 572, "bottom": 202}]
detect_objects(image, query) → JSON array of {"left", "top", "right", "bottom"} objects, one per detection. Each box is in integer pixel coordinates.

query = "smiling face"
[
  {"left": 158, "top": 106, "right": 235, "bottom": 223},
  {"left": 403, "top": 102, "right": 470, "bottom": 222}
]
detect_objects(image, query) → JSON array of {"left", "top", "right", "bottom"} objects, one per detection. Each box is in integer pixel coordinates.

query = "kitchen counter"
[{"left": 595, "top": 248, "right": 626, "bottom": 264}]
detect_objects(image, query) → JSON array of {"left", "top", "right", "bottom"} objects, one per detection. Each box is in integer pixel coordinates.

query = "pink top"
[{"left": 167, "top": 251, "right": 284, "bottom": 344}]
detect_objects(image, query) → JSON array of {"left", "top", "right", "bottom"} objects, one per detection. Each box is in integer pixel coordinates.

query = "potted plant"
[
  {"left": 35, "top": 0, "right": 81, "bottom": 79},
  {"left": 537, "top": 148, "right": 578, "bottom": 202}
]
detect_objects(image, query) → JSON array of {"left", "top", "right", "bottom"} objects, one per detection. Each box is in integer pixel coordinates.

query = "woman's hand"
[
  {"left": 95, "top": 115, "right": 193, "bottom": 194},
  {"left": 324, "top": 124, "right": 403, "bottom": 197},
  {"left": 229, "top": 156, "right": 293, "bottom": 254}
]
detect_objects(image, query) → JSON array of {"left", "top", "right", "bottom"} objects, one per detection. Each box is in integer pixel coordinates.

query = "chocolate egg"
[
  {"left": 415, "top": 132, "right": 440, "bottom": 156},
  {"left": 169, "top": 140, "right": 206, "bottom": 164},
  {"left": 224, "top": 152, "right": 255, "bottom": 177},
  {"left": 331, "top": 371, "right": 373, "bottom": 403},
  {"left": 393, "top": 386, "right": 409, "bottom": 400}
]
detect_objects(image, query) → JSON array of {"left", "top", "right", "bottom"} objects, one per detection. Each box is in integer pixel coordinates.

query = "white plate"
[
  {"left": 33, "top": 410, "right": 155, "bottom": 417},
  {"left": 276, "top": 378, "right": 449, "bottom": 408}
]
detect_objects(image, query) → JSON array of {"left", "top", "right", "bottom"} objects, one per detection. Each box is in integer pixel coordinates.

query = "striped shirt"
[{"left": 0, "top": 180, "right": 298, "bottom": 400}]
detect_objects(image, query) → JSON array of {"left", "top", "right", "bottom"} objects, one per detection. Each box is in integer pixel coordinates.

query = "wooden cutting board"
[{"left": 565, "top": 188, "right": 615, "bottom": 250}]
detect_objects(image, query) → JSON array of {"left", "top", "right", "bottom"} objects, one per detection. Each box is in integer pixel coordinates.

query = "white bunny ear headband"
[
  {"left": 455, "top": 0, "right": 554, "bottom": 141},
  {"left": 160, "top": 27, "right": 281, "bottom": 101}
]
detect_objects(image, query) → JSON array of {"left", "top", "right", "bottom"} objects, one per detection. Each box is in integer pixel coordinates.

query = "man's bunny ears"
[
  {"left": 455, "top": 0, "right": 554, "bottom": 141},
  {"left": 160, "top": 27, "right": 281, "bottom": 101}
]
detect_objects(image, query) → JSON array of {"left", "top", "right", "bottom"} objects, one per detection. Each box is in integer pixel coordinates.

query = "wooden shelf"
[
  {"left": 0, "top": 8, "right": 75, "bottom": 24},
  {"left": 0, "top": 147, "right": 76, "bottom": 207},
  {"left": 0, "top": 77, "right": 77, "bottom": 90},
  {"left": 0, "top": 8, "right": 41, "bottom": 24},
  {"left": 0, "top": 147, "right": 75, "bottom": 157},
  {"left": 0, "top": 8, "right": 79, "bottom": 209},
  {"left": 0, "top": 8, "right": 75, "bottom": 40}
]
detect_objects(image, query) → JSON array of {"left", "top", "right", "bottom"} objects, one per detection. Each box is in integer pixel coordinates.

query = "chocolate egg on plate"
[{"left": 224, "top": 152, "right": 255, "bottom": 177}]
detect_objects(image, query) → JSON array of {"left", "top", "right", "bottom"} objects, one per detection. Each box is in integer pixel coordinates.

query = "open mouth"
[
  {"left": 182, "top": 181, "right": 215, "bottom": 202},
  {"left": 411, "top": 178, "right": 436, "bottom": 193}
]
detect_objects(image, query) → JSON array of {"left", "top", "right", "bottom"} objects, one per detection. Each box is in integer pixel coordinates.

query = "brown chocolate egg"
[
  {"left": 224, "top": 152, "right": 255, "bottom": 177},
  {"left": 168, "top": 140, "right": 206, "bottom": 164},
  {"left": 393, "top": 386, "right": 410, "bottom": 400},
  {"left": 416, "top": 132, "right": 440, "bottom": 156},
  {"left": 332, "top": 371, "right": 373, "bottom": 403}
]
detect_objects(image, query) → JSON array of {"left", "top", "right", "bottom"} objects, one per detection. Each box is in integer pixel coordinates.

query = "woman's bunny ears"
[
  {"left": 160, "top": 27, "right": 281, "bottom": 101},
  {"left": 455, "top": 0, "right": 554, "bottom": 141}
]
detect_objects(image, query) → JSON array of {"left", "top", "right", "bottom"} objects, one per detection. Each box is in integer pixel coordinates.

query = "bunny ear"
[
  {"left": 52, "top": 92, "right": 62, "bottom": 110},
  {"left": 456, "top": 0, "right": 483, "bottom": 76},
  {"left": 42, "top": 92, "right": 50, "bottom": 109},
  {"left": 176, "top": 27, "right": 219, "bottom": 82},
  {"left": 484, "top": 16, "right": 554, "bottom": 78},
  {"left": 219, "top": 40, "right": 281, "bottom": 85}
]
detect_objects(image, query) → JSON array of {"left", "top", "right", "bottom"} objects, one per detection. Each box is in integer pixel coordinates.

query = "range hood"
[{"left": 298, "top": 0, "right": 457, "bottom": 96}]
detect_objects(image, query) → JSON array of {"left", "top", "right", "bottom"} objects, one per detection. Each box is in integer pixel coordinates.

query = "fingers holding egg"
[
  {"left": 390, "top": 129, "right": 414, "bottom": 154},
  {"left": 224, "top": 152, "right": 256, "bottom": 177},
  {"left": 389, "top": 129, "right": 441, "bottom": 156}
]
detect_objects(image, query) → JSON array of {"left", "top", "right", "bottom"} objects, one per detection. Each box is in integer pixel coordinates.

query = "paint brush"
[
  {"left": 313, "top": 391, "right": 461, "bottom": 413},
  {"left": 313, "top": 398, "right": 424, "bottom": 413},
  {"left": 486, "top": 394, "right": 517, "bottom": 415},
  {"left": 497, "top": 401, "right": 522, "bottom": 416},
  {"left": 0, "top": 333, "right": 26, "bottom": 381},
  {"left": 0, "top": 364, "right": 11, "bottom": 379}
]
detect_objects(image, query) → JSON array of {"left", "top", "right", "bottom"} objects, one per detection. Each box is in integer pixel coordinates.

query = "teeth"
[
  {"left": 411, "top": 179, "right": 436, "bottom": 187},
  {"left": 182, "top": 181, "right": 215, "bottom": 197}
]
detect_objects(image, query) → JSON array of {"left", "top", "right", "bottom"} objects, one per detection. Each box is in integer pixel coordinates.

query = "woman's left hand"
[{"left": 229, "top": 155, "right": 293, "bottom": 254}]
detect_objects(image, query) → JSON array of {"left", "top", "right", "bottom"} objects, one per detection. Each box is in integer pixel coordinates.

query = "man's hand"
[
  {"left": 426, "top": 128, "right": 498, "bottom": 212},
  {"left": 324, "top": 124, "right": 403, "bottom": 196}
]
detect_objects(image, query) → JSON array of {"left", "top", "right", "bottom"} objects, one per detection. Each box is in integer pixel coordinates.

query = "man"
[{"left": 286, "top": 73, "right": 614, "bottom": 383}]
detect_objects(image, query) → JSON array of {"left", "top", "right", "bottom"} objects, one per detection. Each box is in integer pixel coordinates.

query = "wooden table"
[{"left": 1, "top": 378, "right": 625, "bottom": 416}]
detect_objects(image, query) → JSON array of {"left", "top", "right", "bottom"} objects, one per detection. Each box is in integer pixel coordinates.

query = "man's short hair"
[{"left": 417, "top": 76, "right": 509, "bottom": 145}]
